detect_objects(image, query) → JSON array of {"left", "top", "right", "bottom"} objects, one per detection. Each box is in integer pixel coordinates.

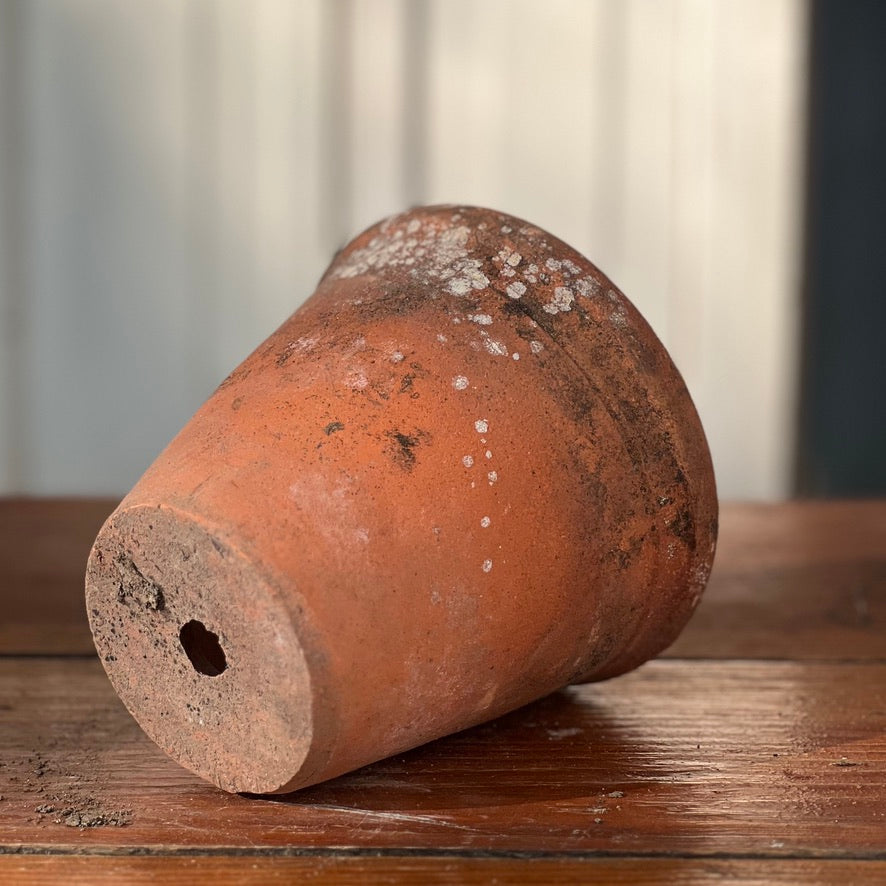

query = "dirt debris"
[
  {"left": 15, "top": 748, "right": 134, "bottom": 830},
  {"left": 34, "top": 796, "right": 132, "bottom": 829}
]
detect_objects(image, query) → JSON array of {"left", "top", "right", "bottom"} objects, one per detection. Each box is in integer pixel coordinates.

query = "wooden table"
[{"left": 1, "top": 499, "right": 884, "bottom": 883}]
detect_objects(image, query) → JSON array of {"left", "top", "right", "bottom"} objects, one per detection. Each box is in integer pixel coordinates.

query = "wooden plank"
[
  {"left": 0, "top": 499, "right": 114, "bottom": 654},
  {"left": 669, "top": 501, "right": 886, "bottom": 659},
  {"left": 1, "top": 658, "right": 884, "bottom": 855},
  {"left": 1, "top": 856, "right": 885, "bottom": 886},
  {"left": 1, "top": 500, "right": 885, "bottom": 659}
]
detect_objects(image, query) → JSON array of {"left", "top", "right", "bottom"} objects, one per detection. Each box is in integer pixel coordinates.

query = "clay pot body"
[{"left": 86, "top": 206, "right": 717, "bottom": 794}]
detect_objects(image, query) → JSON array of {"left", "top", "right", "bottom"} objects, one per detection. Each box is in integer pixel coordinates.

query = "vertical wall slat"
[
  {"left": 319, "top": 0, "right": 352, "bottom": 253},
  {"left": 493, "top": 0, "right": 597, "bottom": 255},
  {"left": 585, "top": 1, "right": 628, "bottom": 280},
  {"left": 25, "top": 0, "right": 192, "bottom": 493},
  {"left": 184, "top": 0, "right": 221, "bottom": 400},
  {"left": 701, "top": 0, "right": 806, "bottom": 498},
  {"left": 620, "top": 0, "right": 676, "bottom": 343},
  {"left": 253, "top": 0, "right": 326, "bottom": 331},
  {"left": 668, "top": 0, "right": 715, "bottom": 391},
  {"left": 348, "top": 0, "right": 409, "bottom": 236},
  {"left": 212, "top": 0, "right": 258, "bottom": 379},
  {"left": 424, "top": 0, "right": 511, "bottom": 208},
  {"left": 401, "top": 0, "right": 430, "bottom": 207},
  {"left": 0, "top": 0, "right": 33, "bottom": 490}
]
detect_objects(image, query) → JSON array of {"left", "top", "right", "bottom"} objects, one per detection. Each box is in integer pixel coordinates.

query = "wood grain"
[
  {"left": 2, "top": 498, "right": 886, "bottom": 881},
  {"left": 1, "top": 856, "right": 885, "bottom": 886},
  {"left": 2, "top": 499, "right": 884, "bottom": 660},
  {"left": 0, "top": 499, "right": 112, "bottom": 654},
  {"left": 668, "top": 500, "right": 886, "bottom": 659},
  {"left": 1, "top": 657, "right": 884, "bottom": 856}
]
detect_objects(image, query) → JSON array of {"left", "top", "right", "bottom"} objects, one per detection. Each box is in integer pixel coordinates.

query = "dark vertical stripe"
[{"left": 796, "top": 0, "right": 886, "bottom": 495}]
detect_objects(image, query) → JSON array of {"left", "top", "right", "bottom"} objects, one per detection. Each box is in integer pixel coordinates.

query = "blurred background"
[{"left": 0, "top": 0, "right": 883, "bottom": 500}]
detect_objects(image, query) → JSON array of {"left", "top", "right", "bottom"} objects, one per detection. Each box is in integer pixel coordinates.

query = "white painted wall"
[{"left": 0, "top": 0, "right": 807, "bottom": 498}]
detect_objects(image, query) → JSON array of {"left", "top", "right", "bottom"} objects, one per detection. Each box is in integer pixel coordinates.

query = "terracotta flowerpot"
[{"left": 86, "top": 205, "right": 717, "bottom": 794}]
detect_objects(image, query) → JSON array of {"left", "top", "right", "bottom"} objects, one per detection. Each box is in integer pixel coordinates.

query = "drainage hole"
[{"left": 179, "top": 620, "right": 227, "bottom": 676}]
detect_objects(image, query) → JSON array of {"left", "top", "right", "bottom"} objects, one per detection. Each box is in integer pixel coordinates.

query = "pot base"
[{"left": 85, "top": 505, "right": 315, "bottom": 794}]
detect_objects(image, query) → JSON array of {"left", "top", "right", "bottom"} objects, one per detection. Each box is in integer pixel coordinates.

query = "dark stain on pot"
[
  {"left": 670, "top": 509, "right": 696, "bottom": 549},
  {"left": 391, "top": 432, "right": 419, "bottom": 470},
  {"left": 499, "top": 299, "right": 526, "bottom": 319},
  {"left": 275, "top": 345, "right": 296, "bottom": 368},
  {"left": 386, "top": 429, "right": 430, "bottom": 471},
  {"left": 368, "top": 382, "right": 391, "bottom": 403},
  {"left": 211, "top": 537, "right": 228, "bottom": 558},
  {"left": 502, "top": 293, "right": 558, "bottom": 341},
  {"left": 324, "top": 421, "right": 345, "bottom": 436},
  {"left": 231, "top": 397, "right": 243, "bottom": 411},
  {"left": 561, "top": 375, "right": 597, "bottom": 424},
  {"left": 398, "top": 373, "right": 416, "bottom": 395},
  {"left": 378, "top": 284, "right": 421, "bottom": 317},
  {"left": 607, "top": 547, "right": 632, "bottom": 570}
]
